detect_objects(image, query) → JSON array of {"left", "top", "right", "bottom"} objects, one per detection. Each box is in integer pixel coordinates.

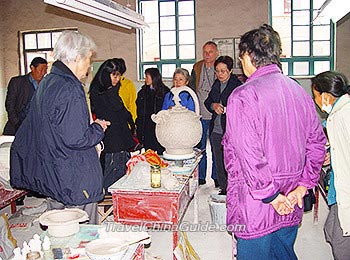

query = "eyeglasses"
[{"left": 215, "top": 69, "right": 229, "bottom": 74}]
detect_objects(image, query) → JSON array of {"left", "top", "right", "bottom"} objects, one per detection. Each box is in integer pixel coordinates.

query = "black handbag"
[{"left": 303, "top": 188, "right": 316, "bottom": 212}]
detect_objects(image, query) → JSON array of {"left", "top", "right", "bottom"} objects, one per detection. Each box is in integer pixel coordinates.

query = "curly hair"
[{"left": 238, "top": 24, "right": 282, "bottom": 69}]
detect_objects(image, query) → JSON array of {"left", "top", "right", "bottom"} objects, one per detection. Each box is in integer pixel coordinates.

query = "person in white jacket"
[{"left": 312, "top": 71, "right": 350, "bottom": 260}]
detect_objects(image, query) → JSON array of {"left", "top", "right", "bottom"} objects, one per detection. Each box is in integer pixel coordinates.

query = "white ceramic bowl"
[
  {"left": 39, "top": 208, "right": 89, "bottom": 237},
  {"left": 85, "top": 238, "right": 128, "bottom": 260}
]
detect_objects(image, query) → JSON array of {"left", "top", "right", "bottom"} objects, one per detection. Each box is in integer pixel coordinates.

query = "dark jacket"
[
  {"left": 3, "top": 74, "right": 35, "bottom": 135},
  {"left": 136, "top": 85, "right": 169, "bottom": 154},
  {"left": 89, "top": 84, "right": 135, "bottom": 153},
  {"left": 204, "top": 74, "right": 242, "bottom": 134},
  {"left": 10, "top": 61, "right": 105, "bottom": 206}
]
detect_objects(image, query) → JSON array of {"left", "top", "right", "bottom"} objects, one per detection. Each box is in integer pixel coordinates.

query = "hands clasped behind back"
[{"left": 270, "top": 185, "right": 308, "bottom": 216}]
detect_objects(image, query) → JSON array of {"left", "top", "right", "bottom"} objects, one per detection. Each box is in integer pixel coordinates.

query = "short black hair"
[
  {"left": 311, "top": 71, "right": 349, "bottom": 97},
  {"left": 30, "top": 57, "right": 47, "bottom": 67},
  {"left": 238, "top": 24, "right": 282, "bottom": 69},
  {"left": 113, "top": 58, "right": 126, "bottom": 75},
  {"left": 214, "top": 56, "right": 234, "bottom": 71}
]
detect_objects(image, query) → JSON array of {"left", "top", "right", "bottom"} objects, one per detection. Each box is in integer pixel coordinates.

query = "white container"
[
  {"left": 85, "top": 238, "right": 128, "bottom": 260},
  {"left": 39, "top": 208, "right": 88, "bottom": 237},
  {"left": 208, "top": 194, "right": 227, "bottom": 225},
  {"left": 151, "top": 86, "right": 202, "bottom": 159}
]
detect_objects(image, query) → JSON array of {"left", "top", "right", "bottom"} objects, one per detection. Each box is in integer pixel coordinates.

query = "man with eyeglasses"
[{"left": 190, "top": 41, "right": 219, "bottom": 187}]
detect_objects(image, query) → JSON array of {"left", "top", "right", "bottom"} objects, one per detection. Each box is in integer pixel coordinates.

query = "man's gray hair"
[{"left": 53, "top": 30, "right": 96, "bottom": 64}]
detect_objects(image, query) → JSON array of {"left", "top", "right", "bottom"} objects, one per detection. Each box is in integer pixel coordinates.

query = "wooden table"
[
  {"left": 0, "top": 187, "right": 27, "bottom": 214},
  {"left": 108, "top": 160, "right": 199, "bottom": 258}
]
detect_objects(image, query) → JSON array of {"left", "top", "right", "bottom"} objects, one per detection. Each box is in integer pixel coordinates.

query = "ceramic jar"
[{"left": 151, "top": 86, "right": 202, "bottom": 159}]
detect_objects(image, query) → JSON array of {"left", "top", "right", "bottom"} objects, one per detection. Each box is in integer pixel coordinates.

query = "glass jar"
[{"left": 150, "top": 164, "right": 161, "bottom": 188}]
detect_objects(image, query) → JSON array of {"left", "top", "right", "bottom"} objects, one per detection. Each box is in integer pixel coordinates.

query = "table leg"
[{"left": 11, "top": 201, "right": 17, "bottom": 214}]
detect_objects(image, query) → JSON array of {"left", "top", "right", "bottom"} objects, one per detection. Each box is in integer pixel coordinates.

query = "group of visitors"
[{"left": 4, "top": 24, "right": 349, "bottom": 259}]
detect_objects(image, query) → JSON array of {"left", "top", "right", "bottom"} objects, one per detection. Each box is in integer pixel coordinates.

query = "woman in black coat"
[
  {"left": 204, "top": 56, "right": 242, "bottom": 195},
  {"left": 89, "top": 59, "right": 135, "bottom": 193},
  {"left": 136, "top": 68, "right": 169, "bottom": 154}
]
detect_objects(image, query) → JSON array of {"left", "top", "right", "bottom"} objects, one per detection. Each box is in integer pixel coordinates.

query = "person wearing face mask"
[
  {"left": 204, "top": 56, "right": 242, "bottom": 195},
  {"left": 311, "top": 71, "right": 350, "bottom": 260},
  {"left": 162, "top": 67, "right": 196, "bottom": 112},
  {"left": 89, "top": 59, "right": 135, "bottom": 194}
]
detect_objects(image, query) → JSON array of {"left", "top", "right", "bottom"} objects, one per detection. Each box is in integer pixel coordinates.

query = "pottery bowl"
[
  {"left": 85, "top": 238, "right": 128, "bottom": 260},
  {"left": 39, "top": 208, "right": 89, "bottom": 237}
]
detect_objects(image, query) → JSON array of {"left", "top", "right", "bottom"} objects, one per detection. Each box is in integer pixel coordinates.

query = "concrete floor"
[
  {"left": 0, "top": 142, "right": 333, "bottom": 259},
  {"left": 1, "top": 180, "right": 333, "bottom": 260}
]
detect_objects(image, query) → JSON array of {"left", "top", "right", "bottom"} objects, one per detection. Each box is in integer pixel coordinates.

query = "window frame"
[
  {"left": 138, "top": 0, "right": 196, "bottom": 80},
  {"left": 20, "top": 28, "right": 77, "bottom": 74},
  {"left": 269, "top": 0, "right": 335, "bottom": 76}
]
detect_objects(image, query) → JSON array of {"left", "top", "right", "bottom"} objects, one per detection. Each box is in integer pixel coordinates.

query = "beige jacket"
[{"left": 327, "top": 94, "right": 350, "bottom": 236}]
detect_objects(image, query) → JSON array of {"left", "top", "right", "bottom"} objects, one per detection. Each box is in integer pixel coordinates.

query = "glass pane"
[
  {"left": 37, "top": 32, "right": 51, "bottom": 49},
  {"left": 26, "top": 52, "right": 47, "bottom": 72},
  {"left": 272, "top": 0, "right": 291, "bottom": 58},
  {"left": 24, "top": 34, "right": 37, "bottom": 49},
  {"left": 162, "top": 64, "right": 177, "bottom": 78},
  {"left": 313, "top": 0, "right": 325, "bottom": 9},
  {"left": 181, "top": 63, "right": 194, "bottom": 73},
  {"left": 142, "top": 27, "right": 160, "bottom": 61},
  {"left": 293, "top": 26, "right": 309, "bottom": 40},
  {"left": 160, "top": 1, "right": 175, "bottom": 16},
  {"left": 293, "top": 10, "right": 310, "bottom": 25},
  {"left": 293, "top": 41, "right": 310, "bottom": 56},
  {"left": 179, "top": 44, "right": 195, "bottom": 59},
  {"left": 313, "top": 10, "right": 331, "bottom": 25},
  {"left": 52, "top": 32, "right": 62, "bottom": 47},
  {"left": 313, "top": 41, "right": 330, "bottom": 56},
  {"left": 160, "top": 31, "right": 176, "bottom": 45},
  {"left": 293, "top": 0, "right": 310, "bottom": 9},
  {"left": 179, "top": 30, "right": 194, "bottom": 44},
  {"left": 179, "top": 15, "right": 194, "bottom": 30},
  {"left": 160, "top": 16, "right": 175, "bottom": 30},
  {"left": 141, "top": 1, "right": 160, "bottom": 62},
  {"left": 161, "top": 45, "right": 176, "bottom": 59},
  {"left": 313, "top": 25, "right": 330, "bottom": 40},
  {"left": 281, "top": 62, "right": 289, "bottom": 75},
  {"left": 314, "top": 61, "right": 330, "bottom": 75},
  {"left": 293, "top": 62, "right": 309, "bottom": 75},
  {"left": 178, "top": 1, "right": 194, "bottom": 15}
]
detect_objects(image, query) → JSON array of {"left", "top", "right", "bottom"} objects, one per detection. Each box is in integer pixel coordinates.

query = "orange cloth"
[{"left": 126, "top": 149, "right": 168, "bottom": 175}]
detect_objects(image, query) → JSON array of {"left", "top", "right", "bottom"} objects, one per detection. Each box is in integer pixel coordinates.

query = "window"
[
  {"left": 138, "top": 0, "right": 196, "bottom": 79},
  {"left": 270, "top": 0, "right": 334, "bottom": 76},
  {"left": 20, "top": 28, "right": 77, "bottom": 74}
]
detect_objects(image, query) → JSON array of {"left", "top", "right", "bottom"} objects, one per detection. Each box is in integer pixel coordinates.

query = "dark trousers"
[
  {"left": 103, "top": 151, "right": 129, "bottom": 194},
  {"left": 211, "top": 132, "right": 226, "bottom": 192},
  {"left": 236, "top": 225, "right": 298, "bottom": 260}
]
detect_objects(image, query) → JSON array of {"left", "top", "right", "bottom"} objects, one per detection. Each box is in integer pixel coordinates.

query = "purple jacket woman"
[
  {"left": 222, "top": 23, "right": 326, "bottom": 260},
  {"left": 223, "top": 64, "right": 326, "bottom": 240}
]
